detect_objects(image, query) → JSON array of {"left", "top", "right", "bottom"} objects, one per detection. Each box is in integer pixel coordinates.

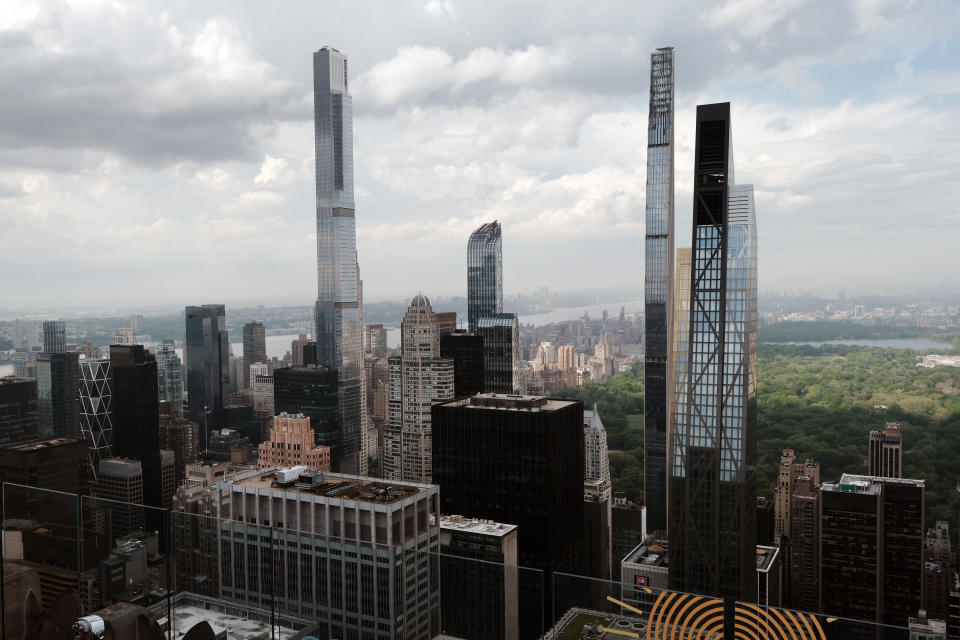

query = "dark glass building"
[
  {"left": 0, "top": 437, "right": 89, "bottom": 522},
  {"left": 110, "top": 344, "right": 162, "bottom": 509},
  {"left": 439, "top": 330, "right": 485, "bottom": 397},
  {"left": 241, "top": 321, "right": 266, "bottom": 389},
  {"left": 313, "top": 47, "right": 366, "bottom": 474},
  {"left": 0, "top": 377, "right": 38, "bottom": 445},
  {"left": 476, "top": 314, "right": 518, "bottom": 394},
  {"left": 36, "top": 320, "right": 80, "bottom": 440},
  {"left": 273, "top": 365, "right": 340, "bottom": 466},
  {"left": 644, "top": 47, "right": 674, "bottom": 533},
  {"left": 432, "top": 394, "right": 584, "bottom": 638},
  {"left": 467, "top": 221, "right": 502, "bottom": 333},
  {"left": 185, "top": 304, "right": 229, "bottom": 444},
  {"left": 668, "top": 102, "right": 758, "bottom": 602}
]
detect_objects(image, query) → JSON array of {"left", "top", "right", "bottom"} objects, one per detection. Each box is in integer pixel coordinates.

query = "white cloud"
[
  {"left": 191, "top": 167, "right": 232, "bottom": 189},
  {"left": 254, "top": 155, "right": 290, "bottom": 185}
]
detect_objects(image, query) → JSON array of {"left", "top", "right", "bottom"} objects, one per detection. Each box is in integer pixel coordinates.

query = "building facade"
[
  {"left": 78, "top": 356, "right": 113, "bottom": 476},
  {"left": 643, "top": 47, "right": 675, "bottom": 534},
  {"left": 869, "top": 422, "right": 903, "bottom": 478},
  {"left": 257, "top": 412, "right": 331, "bottom": 470},
  {"left": 273, "top": 366, "right": 340, "bottom": 464},
  {"left": 155, "top": 339, "right": 183, "bottom": 417},
  {"left": 774, "top": 448, "right": 820, "bottom": 536},
  {"left": 312, "top": 47, "right": 367, "bottom": 475},
  {"left": 467, "top": 221, "right": 503, "bottom": 333},
  {"left": 185, "top": 304, "right": 229, "bottom": 438},
  {"left": 96, "top": 457, "right": 144, "bottom": 542},
  {"left": 669, "top": 102, "right": 758, "bottom": 602},
  {"left": 242, "top": 322, "right": 267, "bottom": 389},
  {"left": 218, "top": 468, "right": 440, "bottom": 639},
  {"left": 787, "top": 474, "right": 820, "bottom": 612},
  {"left": 0, "top": 377, "right": 39, "bottom": 446},
  {"left": 0, "top": 437, "right": 89, "bottom": 523},
  {"left": 439, "top": 330, "right": 485, "bottom": 397},
  {"left": 36, "top": 321, "right": 80, "bottom": 440},
  {"left": 476, "top": 314, "right": 519, "bottom": 394},
  {"left": 383, "top": 294, "right": 454, "bottom": 483},
  {"left": 158, "top": 403, "right": 199, "bottom": 486},
  {"left": 583, "top": 405, "right": 610, "bottom": 485}
]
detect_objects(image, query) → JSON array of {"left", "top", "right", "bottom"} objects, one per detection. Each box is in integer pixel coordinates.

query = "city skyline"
[{"left": 1, "top": 1, "right": 958, "bottom": 307}]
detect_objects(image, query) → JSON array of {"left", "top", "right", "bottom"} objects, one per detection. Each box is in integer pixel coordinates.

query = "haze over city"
[{"left": 2, "top": 0, "right": 958, "bottom": 308}]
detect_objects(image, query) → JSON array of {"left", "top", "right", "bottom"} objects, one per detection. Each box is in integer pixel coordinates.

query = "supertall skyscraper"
[
  {"left": 313, "top": 46, "right": 366, "bottom": 474},
  {"left": 668, "top": 102, "right": 758, "bottom": 602},
  {"left": 643, "top": 46, "right": 675, "bottom": 533},
  {"left": 185, "top": 304, "right": 229, "bottom": 444},
  {"left": 467, "top": 221, "right": 503, "bottom": 333}
]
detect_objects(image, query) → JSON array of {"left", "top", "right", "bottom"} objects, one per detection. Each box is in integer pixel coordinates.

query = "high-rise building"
[
  {"left": 78, "top": 356, "right": 113, "bottom": 476},
  {"left": 476, "top": 314, "right": 518, "bottom": 393},
  {"left": 668, "top": 246, "right": 691, "bottom": 516},
  {"left": 241, "top": 322, "right": 266, "bottom": 389},
  {"left": 643, "top": 47, "right": 675, "bottom": 534},
  {"left": 0, "top": 437, "right": 89, "bottom": 523},
  {"left": 171, "top": 481, "right": 225, "bottom": 596},
  {"left": 273, "top": 365, "right": 339, "bottom": 458},
  {"left": 113, "top": 327, "right": 135, "bottom": 345},
  {"left": 621, "top": 534, "right": 669, "bottom": 614},
  {"left": 252, "top": 369, "right": 274, "bottom": 441},
  {"left": 36, "top": 321, "right": 80, "bottom": 440},
  {"left": 612, "top": 498, "right": 647, "bottom": 582},
  {"left": 583, "top": 405, "right": 610, "bottom": 485},
  {"left": 364, "top": 324, "right": 388, "bottom": 359},
  {"left": 439, "top": 515, "right": 519, "bottom": 640},
  {"left": 96, "top": 457, "right": 144, "bottom": 541},
  {"left": 110, "top": 344, "right": 162, "bottom": 509},
  {"left": 556, "top": 344, "right": 575, "bottom": 372},
  {"left": 363, "top": 353, "right": 388, "bottom": 462},
  {"left": 219, "top": 467, "right": 440, "bottom": 639},
  {"left": 439, "top": 330, "right": 484, "bottom": 397},
  {"left": 432, "top": 394, "right": 584, "bottom": 637},
  {"left": 467, "top": 221, "right": 503, "bottom": 333},
  {"left": 584, "top": 479, "right": 612, "bottom": 581},
  {"left": 869, "top": 422, "right": 903, "bottom": 478},
  {"left": 774, "top": 448, "right": 820, "bottom": 536},
  {"left": 312, "top": 46, "right": 367, "bottom": 475},
  {"left": 0, "top": 377, "right": 38, "bottom": 445},
  {"left": 158, "top": 402, "right": 199, "bottom": 486},
  {"left": 161, "top": 449, "right": 176, "bottom": 509},
  {"left": 383, "top": 294, "right": 454, "bottom": 482},
  {"left": 185, "top": 304, "right": 229, "bottom": 441},
  {"left": 155, "top": 339, "right": 183, "bottom": 417},
  {"left": 289, "top": 333, "right": 309, "bottom": 367},
  {"left": 257, "top": 412, "right": 331, "bottom": 471},
  {"left": 787, "top": 474, "right": 820, "bottom": 612},
  {"left": 668, "top": 102, "right": 758, "bottom": 602},
  {"left": 436, "top": 311, "right": 457, "bottom": 334},
  {"left": 819, "top": 474, "right": 924, "bottom": 627},
  {"left": 756, "top": 496, "right": 775, "bottom": 546},
  {"left": 923, "top": 521, "right": 954, "bottom": 623}
]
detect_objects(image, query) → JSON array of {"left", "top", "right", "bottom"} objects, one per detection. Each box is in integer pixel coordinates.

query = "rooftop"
[
  {"left": 756, "top": 545, "right": 780, "bottom": 572},
  {"left": 623, "top": 537, "right": 668, "bottom": 568},
  {"left": 228, "top": 467, "right": 433, "bottom": 504},
  {"left": 441, "top": 393, "right": 576, "bottom": 412},
  {"left": 4, "top": 437, "right": 82, "bottom": 451},
  {"left": 439, "top": 514, "right": 517, "bottom": 537},
  {"left": 822, "top": 473, "right": 925, "bottom": 494}
]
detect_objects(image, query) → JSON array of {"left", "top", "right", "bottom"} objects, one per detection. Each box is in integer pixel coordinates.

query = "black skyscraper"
[
  {"left": 432, "top": 394, "right": 584, "bottom": 638},
  {"left": 110, "top": 344, "right": 162, "bottom": 509},
  {"left": 0, "top": 378, "right": 39, "bottom": 445},
  {"left": 242, "top": 321, "right": 266, "bottom": 389},
  {"left": 273, "top": 365, "right": 340, "bottom": 466},
  {"left": 439, "top": 330, "right": 485, "bottom": 397},
  {"left": 185, "top": 304, "right": 229, "bottom": 444},
  {"left": 36, "top": 320, "right": 80, "bottom": 440},
  {"left": 668, "top": 103, "right": 758, "bottom": 604},
  {"left": 467, "top": 221, "right": 503, "bottom": 333}
]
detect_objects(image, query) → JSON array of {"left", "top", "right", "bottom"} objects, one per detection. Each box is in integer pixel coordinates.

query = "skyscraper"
[
  {"left": 869, "top": 422, "right": 903, "bottom": 478},
  {"left": 241, "top": 322, "right": 266, "bottom": 389},
  {"left": 644, "top": 47, "right": 675, "bottom": 534},
  {"left": 185, "top": 304, "right": 229, "bottom": 443},
  {"left": 668, "top": 103, "right": 758, "bottom": 602},
  {"left": 467, "top": 221, "right": 503, "bottom": 333},
  {"left": 439, "top": 330, "right": 485, "bottom": 397},
  {"left": 383, "top": 294, "right": 454, "bottom": 482},
  {"left": 78, "top": 355, "right": 113, "bottom": 476},
  {"left": 0, "top": 377, "right": 38, "bottom": 446},
  {"left": 313, "top": 46, "right": 367, "bottom": 474},
  {"left": 110, "top": 344, "right": 161, "bottom": 510},
  {"left": 476, "top": 314, "right": 519, "bottom": 393},
  {"left": 273, "top": 365, "right": 340, "bottom": 461},
  {"left": 36, "top": 320, "right": 80, "bottom": 440},
  {"left": 156, "top": 339, "right": 183, "bottom": 417}
]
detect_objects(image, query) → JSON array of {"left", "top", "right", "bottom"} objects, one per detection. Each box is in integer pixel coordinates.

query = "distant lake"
[{"left": 767, "top": 338, "right": 950, "bottom": 350}]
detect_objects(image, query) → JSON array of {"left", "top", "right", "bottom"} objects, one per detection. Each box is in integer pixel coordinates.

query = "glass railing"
[{"left": 0, "top": 481, "right": 945, "bottom": 640}]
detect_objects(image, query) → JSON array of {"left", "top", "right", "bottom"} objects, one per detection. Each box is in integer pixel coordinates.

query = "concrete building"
[
  {"left": 158, "top": 403, "right": 199, "bottom": 485},
  {"left": 218, "top": 467, "right": 440, "bottom": 639},
  {"left": 113, "top": 327, "right": 136, "bottom": 345},
  {"left": 383, "top": 294, "right": 454, "bottom": 483},
  {"left": 241, "top": 322, "right": 266, "bottom": 389},
  {"left": 161, "top": 449, "right": 176, "bottom": 510},
  {"left": 819, "top": 473, "right": 925, "bottom": 627},
  {"left": 621, "top": 534, "right": 669, "bottom": 615},
  {"left": 257, "top": 412, "right": 330, "bottom": 471},
  {"left": 96, "top": 457, "right": 144, "bottom": 542},
  {"left": 583, "top": 405, "right": 610, "bottom": 485},
  {"left": 924, "top": 521, "right": 955, "bottom": 623},
  {"left": 774, "top": 448, "right": 820, "bottom": 536},
  {"left": 869, "top": 422, "right": 903, "bottom": 478},
  {"left": 787, "top": 474, "right": 820, "bottom": 612},
  {"left": 439, "top": 514, "right": 518, "bottom": 640}
]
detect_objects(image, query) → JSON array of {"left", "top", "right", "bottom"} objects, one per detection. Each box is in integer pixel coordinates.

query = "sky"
[{"left": 1, "top": 0, "right": 959, "bottom": 309}]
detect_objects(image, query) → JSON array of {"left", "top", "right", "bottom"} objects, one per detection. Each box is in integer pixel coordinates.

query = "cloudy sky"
[{"left": 1, "top": 0, "right": 958, "bottom": 309}]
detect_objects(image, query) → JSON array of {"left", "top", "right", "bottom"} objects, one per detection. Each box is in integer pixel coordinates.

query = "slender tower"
[
  {"left": 643, "top": 47, "right": 675, "bottom": 533},
  {"left": 313, "top": 47, "right": 367, "bottom": 474},
  {"left": 467, "top": 221, "right": 503, "bottom": 333},
  {"left": 668, "top": 102, "right": 758, "bottom": 606}
]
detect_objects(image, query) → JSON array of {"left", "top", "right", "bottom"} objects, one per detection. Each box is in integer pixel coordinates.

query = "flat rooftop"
[
  {"left": 4, "top": 437, "right": 82, "bottom": 451},
  {"left": 623, "top": 538, "right": 668, "bottom": 568},
  {"left": 439, "top": 514, "right": 517, "bottom": 537},
  {"left": 822, "top": 473, "right": 925, "bottom": 494},
  {"left": 229, "top": 468, "right": 432, "bottom": 504},
  {"left": 441, "top": 393, "right": 577, "bottom": 412},
  {"left": 166, "top": 604, "right": 298, "bottom": 640}
]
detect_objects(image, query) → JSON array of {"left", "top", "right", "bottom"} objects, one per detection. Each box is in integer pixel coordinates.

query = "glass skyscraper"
[
  {"left": 467, "top": 221, "right": 503, "bottom": 333},
  {"left": 185, "top": 304, "right": 229, "bottom": 444},
  {"left": 313, "top": 47, "right": 366, "bottom": 474},
  {"left": 36, "top": 320, "right": 80, "bottom": 439},
  {"left": 156, "top": 339, "right": 184, "bottom": 417},
  {"left": 79, "top": 355, "right": 112, "bottom": 478},
  {"left": 643, "top": 47, "right": 675, "bottom": 534},
  {"left": 476, "top": 314, "right": 519, "bottom": 394},
  {"left": 241, "top": 321, "right": 266, "bottom": 389},
  {"left": 668, "top": 102, "right": 758, "bottom": 602}
]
